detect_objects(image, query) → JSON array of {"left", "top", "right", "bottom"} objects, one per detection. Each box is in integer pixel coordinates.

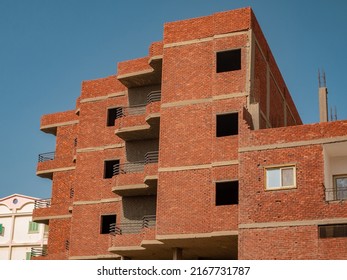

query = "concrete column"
[
  {"left": 172, "top": 248, "right": 183, "bottom": 260},
  {"left": 319, "top": 87, "right": 328, "bottom": 122}
]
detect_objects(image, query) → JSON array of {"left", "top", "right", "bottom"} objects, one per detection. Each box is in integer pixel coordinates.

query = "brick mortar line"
[
  {"left": 239, "top": 217, "right": 347, "bottom": 229},
  {"left": 159, "top": 161, "right": 238, "bottom": 172},
  {"left": 239, "top": 135, "right": 347, "bottom": 153},
  {"left": 79, "top": 91, "right": 126, "bottom": 104},
  {"left": 41, "top": 120, "right": 79, "bottom": 130},
  {"left": 163, "top": 30, "right": 249, "bottom": 49},
  {"left": 76, "top": 143, "right": 124, "bottom": 153},
  {"left": 161, "top": 93, "right": 247, "bottom": 109},
  {"left": 73, "top": 198, "right": 122, "bottom": 206}
]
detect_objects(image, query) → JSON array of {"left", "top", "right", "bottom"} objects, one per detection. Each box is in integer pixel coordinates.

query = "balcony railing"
[
  {"left": 38, "top": 152, "right": 55, "bottom": 162},
  {"left": 116, "top": 91, "right": 161, "bottom": 119},
  {"left": 113, "top": 151, "right": 159, "bottom": 176},
  {"left": 34, "top": 198, "right": 51, "bottom": 209},
  {"left": 145, "top": 151, "right": 159, "bottom": 163},
  {"left": 110, "top": 215, "right": 156, "bottom": 236},
  {"left": 325, "top": 186, "right": 347, "bottom": 201},
  {"left": 147, "top": 90, "right": 161, "bottom": 104},
  {"left": 31, "top": 246, "right": 48, "bottom": 257}
]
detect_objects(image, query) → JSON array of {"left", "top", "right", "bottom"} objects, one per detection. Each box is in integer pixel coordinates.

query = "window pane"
[
  {"left": 266, "top": 169, "right": 281, "bottom": 188},
  {"left": 336, "top": 177, "right": 347, "bottom": 200},
  {"left": 29, "top": 222, "right": 39, "bottom": 233},
  {"left": 282, "top": 168, "right": 294, "bottom": 186}
]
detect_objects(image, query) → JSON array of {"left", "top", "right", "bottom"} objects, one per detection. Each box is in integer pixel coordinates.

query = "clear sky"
[{"left": 0, "top": 0, "right": 346, "bottom": 199}]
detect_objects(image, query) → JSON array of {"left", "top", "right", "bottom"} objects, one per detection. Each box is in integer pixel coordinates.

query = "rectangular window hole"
[
  {"left": 216, "top": 49, "right": 241, "bottom": 73},
  {"left": 216, "top": 181, "right": 239, "bottom": 206},
  {"left": 319, "top": 224, "right": 347, "bottom": 238},
  {"left": 216, "top": 112, "right": 238, "bottom": 137},
  {"left": 107, "top": 107, "right": 122, "bottom": 127},
  {"left": 100, "top": 214, "right": 117, "bottom": 234},
  {"left": 104, "top": 159, "right": 119, "bottom": 179}
]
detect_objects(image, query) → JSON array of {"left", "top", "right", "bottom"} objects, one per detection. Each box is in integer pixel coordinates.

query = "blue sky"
[{"left": 0, "top": 0, "right": 346, "bottom": 199}]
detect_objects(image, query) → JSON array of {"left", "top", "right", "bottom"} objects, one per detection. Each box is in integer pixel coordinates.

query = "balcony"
[
  {"left": 115, "top": 91, "right": 161, "bottom": 141},
  {"left": 31, "top": 246, "right": 48, "bottom": 259},
  {"left": 37, "top": 150, "right": 75, "bottom": 179},
  {"left": 32, "top": 198, "right": 51, "bottom": 224},
  {"left": 112, "top": 151, "right": 159, "bottom": 196},
  {"left": 110, "top": 215, "right": 156, "bottom": 236},
  {"left": 324, "top": 141, "right": 347, "bottom": 202},
  {"left": 109, "top": 215, "right": 165, "bottom": 259},
  {"left": 38, "top": 152, "right": 55, "bottom": 162},
  {"left": 34, "top": 198, "right": 51, "bottom": 209},
  {"left": 117, "top": 56, "right": 162, "bottom": 88}
]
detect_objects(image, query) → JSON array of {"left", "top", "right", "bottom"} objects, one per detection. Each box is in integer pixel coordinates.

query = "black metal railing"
[
  {"left": 145, "top": 151, "right": 159, "bottom": 164},
  {"left": 113, "top": 151, "right": 159, "bottom": 176},
  {"left": 116, "top": 105, "right": 146, "bottom": 118},
  {"left": 115, "top": 91, "right": 161, "bottom": 120},
  {"left": 31, "top": 247, "right": 48, "bottom": 257},
  {"left": 38, "top": 152, "right": 55, "bottom": 162},
  {"left": 147, "top": 90, "right": 161, "bottom": 104},
  {"left": 109, "top": 215, "right": 156, "bottom": 236},
  {"left": 34, "top": 198, "right": 51, "bottom": 209},
  {"left": 325, "top": 187, "right": 347, "bottom": 201}
]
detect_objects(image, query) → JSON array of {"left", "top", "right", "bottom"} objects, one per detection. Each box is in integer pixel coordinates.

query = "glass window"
[
  {"left": 334, "top": 175, "right": 347, "bottom": 200},
  {"left": 265, "top": 166, "right": 296, "bottom": 190},
  {"left": 28, "top": 221, "right": 39, "bottom": 234}
]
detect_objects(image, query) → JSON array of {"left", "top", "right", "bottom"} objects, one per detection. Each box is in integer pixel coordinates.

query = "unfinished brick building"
[{"left": 33, "top": 7, "right": 347, "bottom": 260}]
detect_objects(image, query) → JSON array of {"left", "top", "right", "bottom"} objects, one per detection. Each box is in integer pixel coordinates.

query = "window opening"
[
  {"left": 216, "top": 113, "right": 238, "bottom": 137},
  {"left": 100, "top": 214, "right": 116, "bottom": 234},
  {"left": 319, "top": 224, "right": 347, "bottom": 238},
  {"left": 215, "top": 181, "right": 239, "bottom": 206},
  {"left": 107, "top": 107, "right": 122, "bottom": 127},
  {"left": 104, "top": 159, "right": 119, "bottom": 179},
  {"left": 216, "top": 49, "right": 241, "bottom": 73}
]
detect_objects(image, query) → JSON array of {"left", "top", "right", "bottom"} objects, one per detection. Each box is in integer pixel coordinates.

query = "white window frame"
[{"left": 265, "top": 165, "right": 296, "bottom": 191}]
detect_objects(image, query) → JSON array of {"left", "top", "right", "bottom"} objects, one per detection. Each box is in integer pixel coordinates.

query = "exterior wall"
[
  {"left": 250, "top": 11, "right": 302, "bottom": 128},
  {"left": 238, "top": 120, "right": 347, "bottom": 259},
  {"left": 69, "top": 202, "right": 119, "bottom": 258},
  {"left": 0, "top": 194, "right": 48, "bottom": 260}
]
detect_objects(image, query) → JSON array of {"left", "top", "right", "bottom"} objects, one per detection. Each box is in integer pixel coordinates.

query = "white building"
[{"left": 0, "top": 194, "right": 48, "bottom": 260}]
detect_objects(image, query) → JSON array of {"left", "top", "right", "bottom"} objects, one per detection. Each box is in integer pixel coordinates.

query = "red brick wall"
[
  {"left": 117, "top": 57, "right": 152, "bottom": 76},
  {"left": 46, "top": 218, "right": 71, "bottom": 260},
  {"left": 69, "top": 202, "right": 120, "bottom": 258},
  {"left": 78, "top": 97, "right": 126, "bottom": 148},
  {"left": 41, "top": 110, "right": 77, "bottom": 128},
  {"left": 238, "top": 122, "right": 347, "bottom": 259},
  {"left": 251, "top": 10, "right": 302, "bottom": 126},
  {"left": 74, "top": 149, "right": 124, "bottom": 202},
  {"left": 163, "top": 8, "right": 251, "bottom": 44},
  {"left": 81, "top": 75, "right": 125, "bottom": 99},
  {"left": 149, "top": 41, "right": 163, "bottom": 58},
  {"left": 239, "top": 226, "right": 319, "bottom": 259},
  {"left": 162, "top": 42, "right": 213, "bottom": 103}
]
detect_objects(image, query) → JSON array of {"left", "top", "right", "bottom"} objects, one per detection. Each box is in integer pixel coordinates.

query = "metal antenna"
[
  {"left": 318, "top": 69, "right": 326, "bottom": 87},
  {"left": 334, "top": 106, "right": 337, "bottom": 121}
]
